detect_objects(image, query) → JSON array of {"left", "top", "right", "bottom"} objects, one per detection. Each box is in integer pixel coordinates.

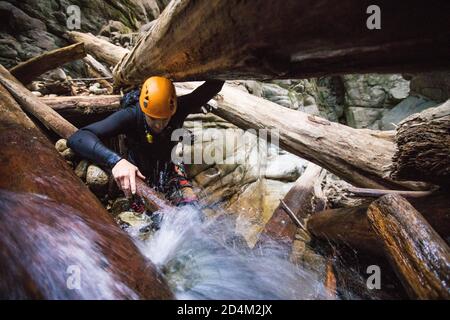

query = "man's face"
[{"left": 145, "top": 115, "right": 171, "bottom": 134}]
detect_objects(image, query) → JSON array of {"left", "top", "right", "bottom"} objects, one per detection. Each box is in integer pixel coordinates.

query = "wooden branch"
[
  {"left": 113, "top": 0, "right": 450, "bottom": 86},
  {"left": 64, "top": 31, "right": 129, "bottom": 66},
  {"left": 0, "top": 65, "right": 173, "bottom": 213},
  {"left": 260, "top": 163, "right": 325, "bottom": 242},
  {"left": 0, "top": 64, "right": 77, "bottom": 139},
  {"left": 83, "top": 54, "right": 113, "bottom": 78},
  {"left": 391, "top": 101, "right": 450, "bottom": 187},
  {"left": 346, "top": 186, "right": 436, "bottom": 198},
  {"left": 9, "top": 42, "right": 86, "bottom": 85},
  {"left": 0, "top": 83, "right": 172, "bottom": 299},
  {"left": 367, "top": 194, "right": 450, "bottom": 299}
]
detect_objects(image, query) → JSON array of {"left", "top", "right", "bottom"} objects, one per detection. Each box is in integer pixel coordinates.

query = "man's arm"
[
  {"left": 67, "top": 107, "right": 135, "bottom": 169},
  {"left": 176, "top": 80, "right": 224, "bottom": 119}
]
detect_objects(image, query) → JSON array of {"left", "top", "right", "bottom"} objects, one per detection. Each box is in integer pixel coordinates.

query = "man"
[{"left": 68, "top": 77, "right": 224, "bottom": 208}]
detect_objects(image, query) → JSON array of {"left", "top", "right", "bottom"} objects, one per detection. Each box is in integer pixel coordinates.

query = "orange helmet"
[{"left": 139, "top": 76, "right": 177, "bottom": 118}]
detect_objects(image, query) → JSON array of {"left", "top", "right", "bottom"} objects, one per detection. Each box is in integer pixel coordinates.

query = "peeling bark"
[{"left": 391, "top": 101, "right": 450, "bottom": 187}]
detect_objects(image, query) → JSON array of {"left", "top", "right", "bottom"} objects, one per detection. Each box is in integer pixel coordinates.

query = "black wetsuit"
[{"left": 68, "top": 80, "right": 224, "bottom": 195}]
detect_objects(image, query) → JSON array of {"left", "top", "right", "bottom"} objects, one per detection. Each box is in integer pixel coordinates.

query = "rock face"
[
  {"left": 342, "top": 74, "right": 410, "bottom": 129},
  {"left": 182, "top": 112, "right": 308, "bottom": 247},
  {"left": 0, "top": 0, "right": 168, "bottom": 69}
]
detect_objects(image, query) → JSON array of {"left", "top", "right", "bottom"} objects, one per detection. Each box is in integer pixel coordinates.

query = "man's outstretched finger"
[
  {"left": 122, "top": 177, "right": 131, "bottom": 197},
  {"left": 129, "top": 169, "right": 136, "bottom": 195}
]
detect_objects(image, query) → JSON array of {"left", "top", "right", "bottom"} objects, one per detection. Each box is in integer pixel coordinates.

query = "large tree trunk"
[
  {"left": 0, "top": 83, "right": 172, "bottom": 299},
  {"left": 209, "top": 83, "right": 426, "bottom": 190},
  {"left": 64, "top": 32, "right": 129, "bottom": 66},
  {"left": 113, "top": 0, "right": 450, "bottom": 86},
  {"left": 307, "top": 205, "right": 384, "bottom": 256},
  {"left": 367, "top": 194, "right": 450, "bottom": 299},
  {"left": 307, "top": 192, "right": 450, "bottom": 256},
  {"left": 391, "top": 101, "right": 450, "bottom": 187},
  {"left": 260, "top": 163, "right": 326, "bottom": 242},
  {"left": 9, "top": 42, "right": 86, "bottom": 85}
]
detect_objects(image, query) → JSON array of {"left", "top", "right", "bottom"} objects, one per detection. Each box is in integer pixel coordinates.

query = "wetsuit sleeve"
[
  {"left": 67, "top": 107, "right": 136, "bottom": 169},
  {"left": 176, "top": 80, "right": 224, "bottom": 120}
]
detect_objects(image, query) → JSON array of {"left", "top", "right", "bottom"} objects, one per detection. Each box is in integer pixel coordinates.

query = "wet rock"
[
  {"left": 344, "top": 107, "right": 384, "bottom": 129},
  {"left": 74, "top": 160, "right": 89, "bottom": 180},
  {"left": 60, "top": 148, "right": 75, "bottom": 161},
  {"left": 54, "top": 139, "right": 68, "bottom": 152},
  {"left": 86, "top": 165, "right": 109, "bottom": 194},
  {"left": 111, "top": 197, "right": 131, "bottom": 217},
  {"left": 31, "top": 91, "right": 42, "bottom": 97},
  {"left": 89, "top": 83, "right": 109, "bottom": 95}
]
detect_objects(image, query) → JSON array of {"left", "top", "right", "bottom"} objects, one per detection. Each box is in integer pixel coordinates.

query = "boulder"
[
  {"left": 380, "top": 95, "right": 439, "bottom": 130},
  {"left": 54, "top": 138, "right": 68, "bottom": 152},
  {"left": 74, "top": 160, "right": 89, "bottom": 180},
  {"left": 86, "top": 164, "right": 109, "bottom": 194}
]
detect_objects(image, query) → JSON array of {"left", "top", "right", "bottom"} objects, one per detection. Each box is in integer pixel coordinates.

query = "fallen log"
[
  {"left": 83, "top": 54, "right": 113, "bottom": 78},
  {"left": 307, "top": 205, "right": 384, "bottom": 256},
  {"left": 83, "top": 54, "right": 114, "bottom": 94},
  {"left": 41, "top": 95, "right": 121, "bottom": 127},
  {"left": 367, "top": 194, "right": 450, "bottom": 299},
  {"left": 307, "top": 192, "right": 450, "bottom": 256},
  {"left": 0, "top": 83, "right": 172, "bottom": 299},
  {"left": 260, "top": 163, "right": 326, "bottom": 242},
  {"left": 0, "top": 65, "right": 173, "bottom": 213},
  {"left": 113, "top": 0, "right": 450, "bottom": 86},
  {"left": 10, "top": 42, "right": 86, "bottom": 85},
  {"left": 64, "top": 31, "right": 128, "bottom": 66},
  {"left": 209, "top": 83, "right": 426, "bottom": 190},
  {"left": 391, "top": 101, "right": 450, "bottom": 187},
  {"left": 0, "top": 64, "right": 77, "bottom": 139}
]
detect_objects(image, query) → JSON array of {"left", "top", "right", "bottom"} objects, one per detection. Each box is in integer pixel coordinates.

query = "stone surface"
[
  {"left": 408, "top": 71, "right": 450, "bottom": 102},
  {"left": 54, "top": 138, "right": 68, "bottom": 152},
  {"left": 74, "top": 160, "right": 89, "bottom": 180},
  {"left": 86, "top": 164, "right": 109, "bottom": 194},
  {"left": 380, "top": 95, "right": 439, "bottom": 130}
]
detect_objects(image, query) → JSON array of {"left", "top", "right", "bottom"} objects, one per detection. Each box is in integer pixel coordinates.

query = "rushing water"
[{"left": 131, "top": 205, "right": 333, "bottom": 300}]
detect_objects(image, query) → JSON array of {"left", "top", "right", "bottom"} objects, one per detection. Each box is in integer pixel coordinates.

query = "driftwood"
[
  {"left": 83, "top": 54, "right": 114, "bottom": 94},
  {"left": 307, "top": 192, "right": 450, "bottom": 256},
  {"left": 113, "top": 0, "right": 450, "bottom": 86},
  {"left": 367, "top": 194, "right": 450, "bottom": 299},
  {"left": 0, "top": 83, "right": 172, "bottom": 299},
  {"left": 41, "top": 95, "right": 121, "bottom": 127},
  {"left": 307, "top": 205, "right": 384, "bottom": 256},
  {"left": 260, "top": 163, "right": 326, "bottom": 242},
  {"left": 9, "top": 42, "right": 86, "bottom": 85},
  {"left": 83, "top": 54, "right": 113, "bottom": 78},
  {"left": 391, "top": 101, "right": 450, "bottom": 187},
  {"left": 0, "top": 65, "right": 172, "bottom": 213},
  {"left": 64, "top": 32, "right": 128, "bottom": 66},
  {"left": 208, "top": 83, "right": 427, "bottom": 190},
  {"left": 346, "top": 186, "right": 436, "bottom": 199},
  {"left": 0, "top": 64, "right": 77, "bottom": 139}
]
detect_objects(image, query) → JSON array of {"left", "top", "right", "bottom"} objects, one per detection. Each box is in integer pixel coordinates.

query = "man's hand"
[{"left": 112, "top": 159, "right": 146, "bottom": 197}]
